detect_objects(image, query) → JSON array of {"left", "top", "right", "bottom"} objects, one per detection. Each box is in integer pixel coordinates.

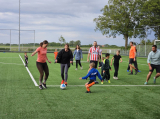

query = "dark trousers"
[
  {"left": 25, "top": 59, "right": 28, "bottom": 66},
  {"left": 36, "top": 62, "right": 49, "bottom": 84},
  {"left": 102, "top": 69, "right": 110, "bottom": 80},
  {"left": 114, "top": 63, "right": 119, "bottom": 77},
  {"left": 76, "top": 60, "right": 82, "bottom": 68},
  {"left": 61, "top": 64, "right": 69, "bottom": 82},
  {"left": 127, "top": 59, "right": 139, "bottom": 70}
]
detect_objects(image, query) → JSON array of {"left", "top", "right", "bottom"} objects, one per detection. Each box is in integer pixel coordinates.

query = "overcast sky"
[{"left": 0, "top": 0, "right": 156, "bottom": 46}]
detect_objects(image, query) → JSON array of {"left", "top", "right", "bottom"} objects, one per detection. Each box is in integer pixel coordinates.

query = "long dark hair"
[
  {"left": 75, "top": 45, "right": 81, "bottom": 50},
  {"left": 40, "top": 40, "right": 48, "bottom": 47},
  {"left": 65, "top": 43, "right": 70, "bottom": 50}
]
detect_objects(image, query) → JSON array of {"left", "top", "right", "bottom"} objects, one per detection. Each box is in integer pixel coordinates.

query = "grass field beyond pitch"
[{"left": 0, "top": 52, "right": 160, "bottom": 119}]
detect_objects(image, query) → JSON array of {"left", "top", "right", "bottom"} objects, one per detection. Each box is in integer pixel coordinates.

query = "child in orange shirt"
[{"left": 54, "top": 49, "right": 58, "bottom": 63}]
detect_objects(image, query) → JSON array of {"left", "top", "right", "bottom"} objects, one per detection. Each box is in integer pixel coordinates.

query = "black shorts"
[
  {"left": 36, "top": 62, "right": 48, "bottom": 70},
  {"left": 88, "top": 80, "right": 99, "bottom": 84},
  {"left": 150, "top": 64, "right": 160, "bottom": 73},
  {"left": 129, "top": 58, "right": 134, "bottom": 64},
  {"left": 90, "top": 60, "right": 98, "bottom": 68},
  {"left": 88, "top": 80, "right": 94, "bottom": 84}
]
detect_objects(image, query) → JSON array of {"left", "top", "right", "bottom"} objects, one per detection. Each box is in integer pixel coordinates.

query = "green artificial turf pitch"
[{"left": 0, "top": 52, "right": 160, "bottom": 119}]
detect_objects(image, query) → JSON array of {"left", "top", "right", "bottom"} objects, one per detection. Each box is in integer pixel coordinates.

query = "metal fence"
[
  {"left": 120, "top": 45, "right": 152, "bottom": 57},
  {"left": 0, "top": 45, "right": 153, "bottom": 57}
]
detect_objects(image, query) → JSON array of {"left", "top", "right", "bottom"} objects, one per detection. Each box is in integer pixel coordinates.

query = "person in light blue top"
[
  {"left": 73, "top": 45, "right": 83, "bottom": 70},
  {"left": 144, "top": 45, "right": 160, "bottom": 85}
]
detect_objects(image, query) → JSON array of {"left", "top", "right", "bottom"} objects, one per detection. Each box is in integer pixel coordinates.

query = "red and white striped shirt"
[{"left": 88, "top": 46, "right": 100, "bottom": 61}]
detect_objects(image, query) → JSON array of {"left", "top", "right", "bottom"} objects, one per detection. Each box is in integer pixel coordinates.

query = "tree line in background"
[{"left": 94, "top": 0, "right": 160, "bottom": 49}]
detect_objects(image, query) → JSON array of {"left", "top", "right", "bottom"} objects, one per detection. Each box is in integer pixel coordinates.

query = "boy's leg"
[
  {"left": 106, "top": 70, "right": 110, "bottom": 83},
  {"left": 102, "top": 71, "right": 107, "bottom": 81},
  {"left": 86, "top": 81, "right": 95, "bottom": 92}
]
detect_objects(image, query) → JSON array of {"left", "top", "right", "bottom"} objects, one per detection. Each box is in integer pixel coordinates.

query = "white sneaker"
[
  {"left": 115, "top": 77, "right": 118, "bottom": 80},
  {"left": 113, "top": 77, "right": 116, "bottom": 79},
  {"left": 75, "top": 68, "right": 77, "bottom": 70},
  {"left": 81, "top": 66, "right": 83, "bottom": 70}
]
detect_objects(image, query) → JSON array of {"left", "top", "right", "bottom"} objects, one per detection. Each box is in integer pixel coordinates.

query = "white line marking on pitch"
[
  {"left": 0, "top": 62, "right": 23, "bottom": 65},
  {"left": 19, "top": 54, "right": 38, "bottom": 86},
  {"left": 47, "top": 85, "right": 160, "bottom": 87},
  {"left": 0, "top": 57, "right": 19, "bottom": 58}
]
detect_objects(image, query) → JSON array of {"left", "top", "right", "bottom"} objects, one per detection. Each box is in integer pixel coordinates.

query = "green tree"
[
  {"left": 69, "top": 40, "right": 75, "bottom": 47},
  {"left": 74, "top": 40, "right": 81, "bottom": 46},
  {"left": 140, "top": 39, "right": 154, "bottom": 45},
  {"left": 59, "top": 35, "right": 66, "bottom": 46},
  {"left": 94, "top": 0, "right": 146, "bottom": 49},
  {"left": 140, "top": 0, "right": 160, "bottom": 39}
]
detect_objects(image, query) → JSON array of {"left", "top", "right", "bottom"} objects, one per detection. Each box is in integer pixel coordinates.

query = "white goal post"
[
  {"left": 154, "top": 40, "right": 160, "bottom": 45},
  {"left": 154, "top": 40, "right": 160, "bottom": 51}
]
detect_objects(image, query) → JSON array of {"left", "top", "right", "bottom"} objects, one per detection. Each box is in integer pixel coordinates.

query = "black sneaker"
[
  {"left": 39, "top": 85, "right": 43, "bottom": 90},
  {"left": 85, "top": 91, "right": 91, "bottom": 93},
  {"left": 42, "top": 83, "right": 47, "bottom": 89},
  {"left": 135, "top": 70, "right": 138, "bottom": 75},
  {"left": 128, "top": 72, "right": 133, "bottom": 75}
]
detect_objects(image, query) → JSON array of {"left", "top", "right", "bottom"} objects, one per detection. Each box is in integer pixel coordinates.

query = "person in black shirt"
[
  {"left": 24, "top": 52, "right": 28, "bottom": 67},
  {"left": 111, "top": 50, "right": 122, "bottom": 79},
  {"left": 56, "top": 43, "right": 73, "bottom": 86}
]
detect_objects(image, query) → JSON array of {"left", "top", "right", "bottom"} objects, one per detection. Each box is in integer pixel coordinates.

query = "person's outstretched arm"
[
  {"left": 31, "top": 50, "right": 38, "bottom": 56},
  {"left": 80, "top": 70, "right": 92, "bottom": 79},
  {"left": 120, "top": 58, "right": 122, "bottom": 62},
  {"left": 111, "top": 57, "right": 114, "bottom": 66}
]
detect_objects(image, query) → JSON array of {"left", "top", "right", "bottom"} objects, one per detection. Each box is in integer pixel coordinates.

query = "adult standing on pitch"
[
  {"left": 56, "top": 43, "right": 73, "bottom": 86},
  {"left": 127, "top": 45, "right": 141, "bottom": 72},
  {"left": 128, "top": 41, "right": 138, "bottom": 75},
  {"left": 87, "top": 41, "right": 100, "bottom": 69},
  {"left": 144, "top": 45, "right": 160, "bottom": 85},
  {"left": 73, "top": 45, "right": 83, "bottom": 70},
  {"left": 98, "top": 46, "right": 103, "bottom": 67},
  {"left": 31, "top": 40, "right": 51, "bottom": 90}
]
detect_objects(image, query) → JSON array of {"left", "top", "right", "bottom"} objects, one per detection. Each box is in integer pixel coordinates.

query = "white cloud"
[{"left": 1, "top": 0, "right": 149, "bottom": 46}]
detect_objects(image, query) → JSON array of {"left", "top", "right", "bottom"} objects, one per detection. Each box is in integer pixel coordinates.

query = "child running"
[
  {"left": 110, "top": 50, "right": 122, "bottom": 79},
  {"left": 24, "top": 52, "right": 28, "bottom": 67},
  {"left": 101, "top": 53, "right": 112, "bottom": 84},
  {"left": 79, "top": 62, "right": 102, "bottom": 93},
  {"left": 54, "top": 49, "right": 58, "bottom": 63}
]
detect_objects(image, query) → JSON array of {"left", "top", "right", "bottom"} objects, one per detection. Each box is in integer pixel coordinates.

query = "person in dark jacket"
[
  {"left": 56, "top": 43, "right": 73, "bottom": 86},
  {"left": 101, "top": 53, "right": 112, "bottom": 84},
  {"left": 73, "top": 45, "right": 83, "bottom": 70}
]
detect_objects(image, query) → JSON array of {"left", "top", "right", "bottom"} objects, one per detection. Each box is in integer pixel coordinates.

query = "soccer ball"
[{"left": 60, "top": 84, "right": 66, "bottom": 90}]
